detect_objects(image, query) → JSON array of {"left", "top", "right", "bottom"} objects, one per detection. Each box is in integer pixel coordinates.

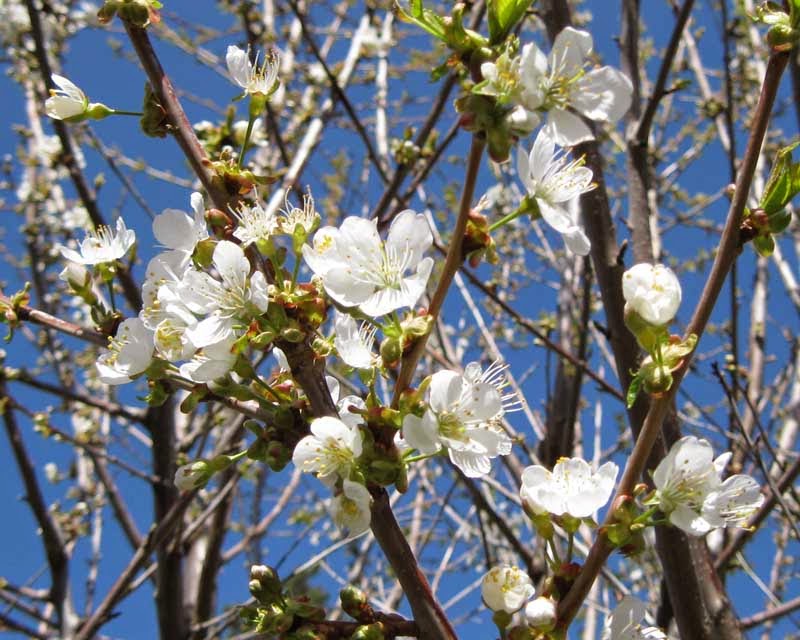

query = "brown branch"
[
  {"left": 740, "top": 595, "right": 800, "bottom": 629},
  {"left": 123, "top": 23, "right": 233, "bottom": 212},
  {"left": 0, "top": 382, "right": 70, "bottom": 631},
  {"left": 391, "top": 136, "right": 485, "bottom": 407}
]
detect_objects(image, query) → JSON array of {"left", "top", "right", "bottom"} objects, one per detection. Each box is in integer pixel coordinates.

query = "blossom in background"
[
  {"left": 520, "top": 457, "right": 618, "bottom": 519},
  {"left": 651, "top": 436, "right": 763, "bottom": 536},
  {"left": 292, "top": 416, "right": 364, "bottom": 486},
  {"left": 402, "top": 363, "right": 513, "bottom": 477},
  {"left": 480, "top": 565, "right": 535, "bottom": 613},
  {"left": 59, "top": 217, "right": 136, "bottom": 266},
  {"left": 226, "top": 45, "right": 281, "bottom": 97},
  {"left": 333, "top": 313, "right": 378, "bottom": 370},
  {"left": 152, "top": 192, "right": 208, "bottom": 255},
  {"left": 519, "top": 27, "right": 633, "bottom": 146},
  {"left": 303, "top": 210, "right": 434, "bottom": 318},
  {"left": 622, "top": 263, "right": 682, "bottom": 326},
  {"left": 329, "top": 479, "right": 372, "bottom": 537},
  {"left": 179, "top": 240, "right": 269, "bottom": 348},
  {"left": 518, "top": 128, "right": 595, "bottom": 256},
  {"left": 602, "top": 596, "right": 667, "bottom": 640},
  {"left": 96, "top": 318, "right": 154, "bottom": 385}
]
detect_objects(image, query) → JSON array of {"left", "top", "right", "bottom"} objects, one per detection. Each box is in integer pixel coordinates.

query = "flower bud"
[
  {"left": 481, "top": 565, "right": 535, "bottom": 614},
  {"left": 622, "top": 263, "right": 681, "bottom": 327},
  {"left": 524, "top": 596, "right": 557, "bottom": 631},
  {"left": 350, "top": 623, "right": 385, "bottom": 640},
  {"left": 379, "top": 336, "right": 402, "bottom": 366},
  {"left": 174, "top": 460, "right": 211, "bottom": 491},
  {"left": 340, "top": 585, "right": 373, "bottom": 622}
]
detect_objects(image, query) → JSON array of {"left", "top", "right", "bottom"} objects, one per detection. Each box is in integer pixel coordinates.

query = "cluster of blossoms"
[
  {"left": 648, "top": 436, "right": 763, "bottom": 536},
  {"left": 481, "top": 566, "right": 667, "bottom": 639},
  {"left": 478, "top": 27, "right": 633, "bottom": 145}
]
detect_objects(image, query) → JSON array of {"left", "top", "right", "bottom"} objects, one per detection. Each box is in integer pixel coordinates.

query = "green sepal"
[
  {"left": 768, "top": 208, "right": 792, "bottom": 234},
  {"left": 753, "top": 234, "right": 776, "bottom": 257}
]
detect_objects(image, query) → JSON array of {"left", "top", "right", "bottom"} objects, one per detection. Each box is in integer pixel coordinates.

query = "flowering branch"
[{"left": 554, "top": 49, "right": 791, "bottom": 633}]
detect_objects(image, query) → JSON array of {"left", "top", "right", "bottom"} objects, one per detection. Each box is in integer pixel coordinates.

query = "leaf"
[
  {"left": 488, "top": 0, "right": 534, "bottom": 44},
  {"left": 760, "top": 140, "right": 800, "bottom": 214},
  {"left": 627, "top": 372, "right": 643, "bottom": 409},
  {"left": 768, "top": 208, "right": 792, "bottom": 233},
  {"left": 393, "top": 0, "right": 446, "bottom": 41}
]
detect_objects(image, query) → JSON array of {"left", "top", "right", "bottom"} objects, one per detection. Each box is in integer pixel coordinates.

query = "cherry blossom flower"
[
  {"left": 402, "top": 363, "right": 513, "bottom": 478},
  {"left": 622, "top": 263, "right": 682, "bottom": 326},
  {"left": 302, "top": 209, "right": 433, "bottom": 317},
  {"left": 518, "top": 128, "right": 594, "bottom": 255},
  {"left": 292, "top": 416, "right": 364, "bottom": 486},
  {"left": 651, "top": 436, "right": 763, "bottom": 536},
  {"left": 152, "top": 192, "right": 208, "bottom": 255},
  {"left": 481, "top": 565, "right": 534, "bottom": 613},
  {"left": 329, "top": 479, "right": 372, "bottom": 537},
  {"left": 518, "top": 27, "right": 633, "bottom": 146},
  {"left": 96, "top": 318, "right": 154, "bottom": 385},
  {"left": 520, "top": 457, "right": 618, "bottom": 518},
  {"left": 45, "top": 74, "right": 88, "bottom": 120},
  {"left": 178, "top": 338, "right": 238, "bottom": 383},
  {"left": 226, "top": 45, "right": 280, "bottom": 97},
  {"left": 603, "top": 596, "right": 667, "bottom": 640},
  {"left": 231, "top": 200, "right": 279, "bottom": 248},
  {"left": 178, "top": 241, "right": 269, "bottom": 348},
  {"left": 333, "top": 313, "right": 378, "bottom": 369},
  {"left": 59, "top": 217, "right": 136, "bottom": 266}
]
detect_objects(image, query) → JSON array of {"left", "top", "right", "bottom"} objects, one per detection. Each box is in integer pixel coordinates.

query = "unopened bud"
[
  {"left": 350, "top": 623, "right": 385, "bottom": 640},
  {"left": 380, "top": 336, "right": 402, "bottom": 366},
  {"left": 340, "top": 585, "right": 371, "bottom": 621},
  {"left": 525, "top": 597, "right": 557, "bottom": 631}
]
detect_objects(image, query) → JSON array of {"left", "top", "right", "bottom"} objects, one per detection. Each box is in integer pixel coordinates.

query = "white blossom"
[
  {"left": 520, "top": 457, "right": 618, "bottom": 518},
  {"left": 292, "top": 416, "right": 363, "bottom": 486},
  {"left": 231, "top": 201, "right": 279, "bottom": 247},
  {"left": 652, "top": 436, "right": 763, "bottom": 536},
  {"left": 603, "top": 596, "right": 667, "bottom": 640},
  {"left": 178, "top": 338, "right": 238, "bottom": 383},
  {"left": 525, "top": 597, "right": 557, "bottom": 630},
  {"left": 96, "top": 318, "right": 154, "bottom": 385},
  {"left": 518, "top": 27, "right": 633, "bottom": 146},
  {"left": 179, "top": 241, "right": 269, "bottom": 348},
  {"left": 402, "top": 363, "right": 513, "bottom": 478},
  {"left": 302, "top": 209, "right": 433, "bottom": 317},
  {"left": 622, "top": 263, "right": 682, "bottom": 326},
  {"left": 518, "top": 128, "right": 594, "bottom": 255},
  {"left": 59, "top": 262, "right": 91, "bottom": 289},
  {"left": 329, "top": 479, "right": 372, "bottom": 537},
  {"left": 152, "top": 192, "right": 208, "bottom": 254},
  {"left": 279, "top": 189, "right": 320, "bottom": 235},
  {"left": 480, "top": 565, "right": 534, "bottom": 614},
  {"left": 59, "top": 217, "right": 136, "bottom": 266},
  {"left": 333, "top": 313, "right": 378, "bottom": 369},
  {"left": 45, "top": 74, "right": 88, "bottom": 120},
  {"left": 226, "top": 45, "right": 280, "bottom": 97}
]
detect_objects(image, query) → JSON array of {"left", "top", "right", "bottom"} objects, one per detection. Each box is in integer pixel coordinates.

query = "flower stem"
[
  {"left": 487, "top": 208, "right": 523, "bottom": 232},
  {"left": 237, "top": 105, "right": 257, "bottom": 169},
  {"left": 105, "top": 281, "right": 117, "bottom": 312},
  {"left": 110, "top": 109, "right": 144, "bottom": 117}
]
